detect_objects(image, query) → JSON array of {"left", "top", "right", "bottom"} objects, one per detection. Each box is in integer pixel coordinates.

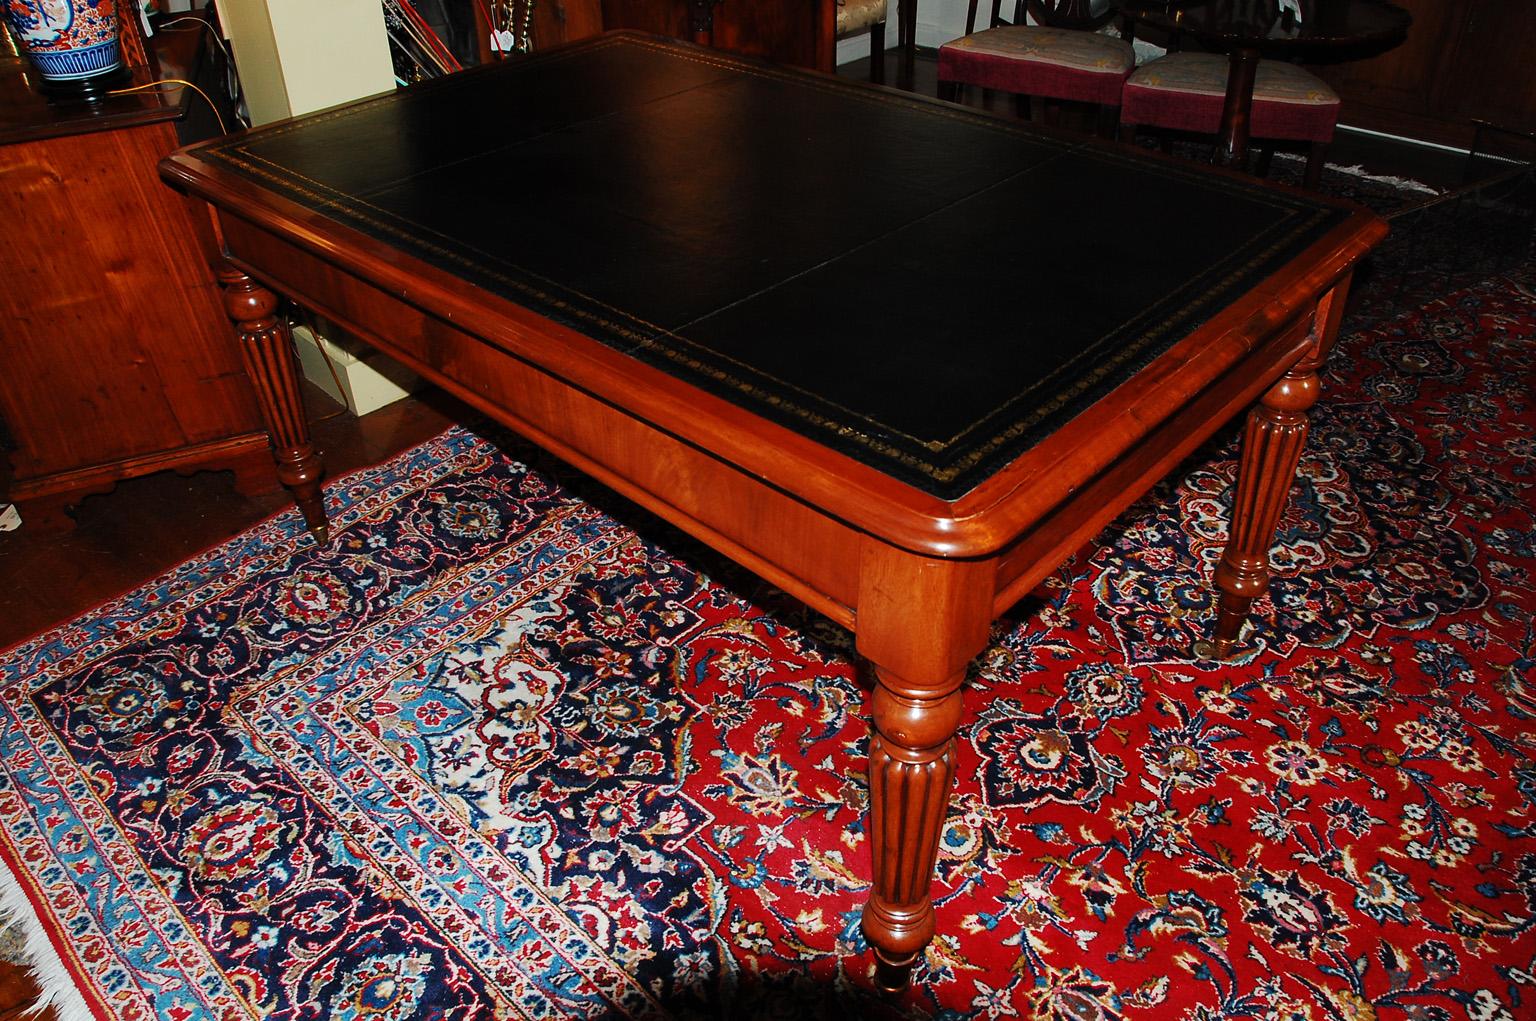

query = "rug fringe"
[
  {"left": 1271, "top": 152, "right": 1443, "bottom": 195},
  {"left": 0, "top": 854, "right": 97, "bottom": 1021},
  {"left": 1327, "top": 163, "right": 1443, "bottom": 195}
]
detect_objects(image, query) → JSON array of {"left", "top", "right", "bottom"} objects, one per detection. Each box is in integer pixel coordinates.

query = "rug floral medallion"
[{"left": 1, "top": 267, "right": 1534, "bottom": 1020}]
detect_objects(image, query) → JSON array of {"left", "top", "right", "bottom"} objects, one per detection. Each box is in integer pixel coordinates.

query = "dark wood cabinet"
[
  {"left": 1314, "top": 0, "right": 1536, "bottom": 149},
  {"left": 522, "top": 0, "right": 835, "bottom": 72},
  {"left": 599, "top": 0, "right": 836, "bottom": 71},
  {"left": 0, "top": 16, "right": 268, "bottom": 527},
  {"left": 530, "top": 0, "right": 606, "bottom": 51}
]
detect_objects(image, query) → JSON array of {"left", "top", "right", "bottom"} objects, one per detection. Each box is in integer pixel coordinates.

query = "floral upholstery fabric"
[
  {"left": 1121, "top": 50, "right": 1340, "bottom": 142},
  {"left": 945, "top": 26, "right": 1134, "bottom": 73},
  {"left": 937, "top": 26, "right": 1135, "bottom": 104},
  {"left": 836, "top": 0, "right": 886, "bottom": 36},
  {"left": 1126, "top": 51, "right": 1339, "bottom": 105}
]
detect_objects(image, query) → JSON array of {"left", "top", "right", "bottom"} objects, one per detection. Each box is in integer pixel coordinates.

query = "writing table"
[{"left": 161, "top": 33, "right": 1386, "bottom": 989}]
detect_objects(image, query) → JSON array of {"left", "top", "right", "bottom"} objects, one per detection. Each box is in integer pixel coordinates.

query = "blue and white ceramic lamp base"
[
  {"left": 28, "top": 36, "right": 120, "bottom": 78},
  {"left": 4, "top": 0, "right": 127, "bottom": 97}
]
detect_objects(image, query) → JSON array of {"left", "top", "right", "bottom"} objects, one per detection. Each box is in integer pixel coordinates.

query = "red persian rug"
[{"left": 1, "top": 261, "right": 1533, "bottom": 1019}]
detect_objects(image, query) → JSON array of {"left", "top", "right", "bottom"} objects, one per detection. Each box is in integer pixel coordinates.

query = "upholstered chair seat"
[
  {"left": 1120, "top": 51, "right": 1341, "bottom": 187},
  {"left": 838, "top": 0, "right": 887, "bottom": 35},
  {"left": 938, "top": 25, "right": 1134, "bottom": 105},
  {"left": 936, "top": 2, "right": 1134, "bottom": 136}
]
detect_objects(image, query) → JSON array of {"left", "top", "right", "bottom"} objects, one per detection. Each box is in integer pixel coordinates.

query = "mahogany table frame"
[{"left": 162, "top": 41, "right": 1385, "bottom": 989}]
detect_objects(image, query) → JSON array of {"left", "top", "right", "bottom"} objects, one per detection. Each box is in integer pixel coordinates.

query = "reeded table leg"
[
  {"left": 218, "top": 264, "right": 329, "bottom": 543},
  {"left": 855, "top": 542, "right": 993, "bottom": 990},
  {"left": 864, "top": 661, "right": 964, "bottom": 990},
  {"left": 1201, "top": 285, "right": 1347, "bottom": 658}
]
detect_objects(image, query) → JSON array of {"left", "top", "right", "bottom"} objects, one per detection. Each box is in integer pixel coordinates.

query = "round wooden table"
[{"left": 1120, "top": 0, "right": 1411, "bottom": 168}]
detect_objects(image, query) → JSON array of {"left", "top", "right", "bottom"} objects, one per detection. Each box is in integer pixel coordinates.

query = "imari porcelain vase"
[{"left": 3, "top": 0, "right": 125, "bottom": 96}]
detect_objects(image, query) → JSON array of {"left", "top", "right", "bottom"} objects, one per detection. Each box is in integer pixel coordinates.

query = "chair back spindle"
[{"left": 969, "top": 0, "right": 1115, "bottom": 38}]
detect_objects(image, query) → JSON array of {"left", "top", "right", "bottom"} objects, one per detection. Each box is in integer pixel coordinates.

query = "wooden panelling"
[
  {"left": 1315, "top": 0, "right": 1536, "bottom": 148},
  {"left": 600, "top": 0, "right": 837, "bottom": 71}
]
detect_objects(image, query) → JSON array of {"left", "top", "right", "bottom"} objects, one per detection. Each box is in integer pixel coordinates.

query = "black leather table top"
[{"left": 193, "top": 33, "right": 1350, "bottom": 499}]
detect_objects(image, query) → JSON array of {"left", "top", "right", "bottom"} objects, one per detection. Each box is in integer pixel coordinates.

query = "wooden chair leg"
[
  {"left": 870, "top": 22, "right": 886, "bottom": 85},
  {"left": 1097, "top": 104, "right": 1121, "bottom": 139},
  {"left": 1304, "top": 141, "right": 1329, "bottom": 190},
  {"left": 1255, "top": 146, "right": 1275, "bottom": 179},
  {"left": 897, "top": 0, "right": 916, "bottom": 89}
]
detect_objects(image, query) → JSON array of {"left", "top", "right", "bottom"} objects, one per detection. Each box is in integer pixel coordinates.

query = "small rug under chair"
[{"left": 1, "top": 261, "right": 1534, "bottom": 1018}]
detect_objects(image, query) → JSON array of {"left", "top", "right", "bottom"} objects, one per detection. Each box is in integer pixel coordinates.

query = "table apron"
[
  {"left": 218, "top": 215, "right": 899, "bottom": 631},
  {"left": 218, "top": 211, "right": 1329, "bottom": 660}
]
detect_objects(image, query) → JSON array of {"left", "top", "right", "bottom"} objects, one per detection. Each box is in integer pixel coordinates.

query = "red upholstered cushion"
[
  {"left": 1121, "top": 52, "right": 1340, "bottom": 143},
  {"left": 938, "top": 26, "right": 1135, "bottom": 106}
]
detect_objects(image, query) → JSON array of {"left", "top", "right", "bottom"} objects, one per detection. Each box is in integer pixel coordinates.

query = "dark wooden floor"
[
  {"left": 0, "top": 46, "right": 1477, "bottom": 1014},
  {"left": 0, "top": 385, "right": 467, "bottom": 651}
]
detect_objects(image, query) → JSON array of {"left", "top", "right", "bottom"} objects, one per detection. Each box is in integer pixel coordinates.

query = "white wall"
[
  {"left": 215, "top": 0, "right": 987, "bottom": 109},
  {"left": 836, "top": 0, "right": 976, "bottom": 66},
  {"left": 835, "top": 0, "right": 1136, "bottom": 67},
  {"left": 214, "top": 0, "right": 395, "bottom": 124}
]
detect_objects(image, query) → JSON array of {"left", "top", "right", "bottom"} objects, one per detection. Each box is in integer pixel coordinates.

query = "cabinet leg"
[
  {"left": 9, "top": 491, "right": 83, "bottom": 534},
  {"left": 861, "top": 662, "right": 964, "bottom": 991},
  {"left": 1201, "top": 346, "right": 1324, "bottom": 659},
  {"left": 218, "top": 265, "right": 329, "bottom": 543}
]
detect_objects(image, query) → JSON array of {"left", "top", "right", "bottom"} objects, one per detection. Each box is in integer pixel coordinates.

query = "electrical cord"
[
  {"left": 153, "top": 14, "right": 250, "bottom": 129},
  {"left": 106, "top": 78, "right": 228, "bottom": 135}
]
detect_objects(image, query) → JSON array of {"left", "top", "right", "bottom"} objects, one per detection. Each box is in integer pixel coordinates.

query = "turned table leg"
[
  {"left": 855, "top": 542, "right": 993, "bottom": 990},
  {"left": 1200, "top": 284, "right": 1347, "bottom": 659},
  {"left": 864, "top": 661, "right": 965, "bottom": 990},
  {"left": 218, "top": 264, "right": 330, "bottom": 543}
]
